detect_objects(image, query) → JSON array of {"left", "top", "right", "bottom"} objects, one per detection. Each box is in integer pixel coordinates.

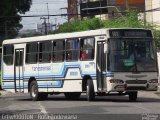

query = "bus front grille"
[
  {"left": 126, "top": 86, "right": 147, "bottom": 90},
  {"left": 126, "top": 80, "right": 147, "bottom": 84}
]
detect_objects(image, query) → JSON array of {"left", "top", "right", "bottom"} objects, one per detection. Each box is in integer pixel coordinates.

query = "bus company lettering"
[
  {"left": 32, "top": 66, "right": 51, "bottom": 71},
  {"left": 85, "top": 62, "right": 95, "bottom": 68},
  {"left": 70, "top": 72, "right": 78, "bottom": 76}
]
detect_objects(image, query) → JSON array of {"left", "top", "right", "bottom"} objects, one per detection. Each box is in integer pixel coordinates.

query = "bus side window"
[
  {"left": 66, "top": 39, "right": 79, "bottom": 61},
  {"left": 3, "top": 45, "right": 14, "bottom": 65},
  {"left": 26, "top": 42, "right": 38, "bottom": 64},
  {"left": 53, "top": 40, "right": 65, "bottom": 62},
  {"left": 80, "top": 38, "right": 95, "bottom": 61},
  {"left": 39, "top": 41, "right": 52, "bottom": 63}
]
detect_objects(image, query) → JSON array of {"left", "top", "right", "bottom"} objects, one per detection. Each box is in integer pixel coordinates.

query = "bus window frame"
[
  {"left": 79, "top": 37, "right": 95, "bottom": 61},
  {"left": 65, "top": 38, "right": 80, "bottom": 62},
  {"left": 25, "top": 42, "right": 38, "bottom": 64},
  {"left": 38, "top": 40, "right": 52, "bottom": 64},
  {"left": 52, "top": 39, "right": 65, "bottom": 63},
  {"left": 3, "top": 44, "right": 14, "bottom": 66}
]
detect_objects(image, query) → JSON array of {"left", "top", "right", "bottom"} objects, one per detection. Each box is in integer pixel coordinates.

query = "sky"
[{"left": 20, "top": 0, "right": 67, "bottom": 30}]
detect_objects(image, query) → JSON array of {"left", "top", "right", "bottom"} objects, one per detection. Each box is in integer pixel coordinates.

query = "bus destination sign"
[{"left": 109, "top": 29, "right": 152, "bottom": 38}]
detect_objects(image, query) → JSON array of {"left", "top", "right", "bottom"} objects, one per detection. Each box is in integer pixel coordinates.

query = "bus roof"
[{"left": 2, "top": 28, "right": 150, "bottom": 45}]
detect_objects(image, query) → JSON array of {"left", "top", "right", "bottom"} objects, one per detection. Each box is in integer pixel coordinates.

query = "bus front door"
[
  {"left": 14, "top": 49, "right": 24, "bottom": 92},
  {"left": 96, "top": 41, "right": 107, "bottom": 91}
]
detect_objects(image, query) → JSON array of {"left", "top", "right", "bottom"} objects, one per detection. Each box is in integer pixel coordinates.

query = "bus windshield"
[{"left": 108, "top": 38, "right": 157, "bottom": 72}]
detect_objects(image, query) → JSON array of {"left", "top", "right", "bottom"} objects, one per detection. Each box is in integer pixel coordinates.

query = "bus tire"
[
  {"left": 29, "top": 80, "right": 41, "bottom": 101},
  {"left": 86, "top": 80, "right": 95, "bottom": 101},
  {"left": 64, "top": 92, "right": 81, "bottom": 100},
  {"left": 128, "top": 91, "right": 137, "bottom": 101}
]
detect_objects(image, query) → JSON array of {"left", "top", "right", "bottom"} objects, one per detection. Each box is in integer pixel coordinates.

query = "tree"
[
  {"left": 52, "top": 18, "right": 103, "bottom": 34},
  {"left": 53, "top": 12, "right": 144, "bottom": 34},
  {"left": 0, "top": 0, "right": 32, "bottom": 40}
]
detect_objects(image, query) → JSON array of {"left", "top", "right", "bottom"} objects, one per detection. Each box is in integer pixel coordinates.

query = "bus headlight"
[
  {"left": 149, "top": 79, "right": 158, "bottom": 83},
  {"left": 109, "top": 79, "right": 124, "bottom": 84}
]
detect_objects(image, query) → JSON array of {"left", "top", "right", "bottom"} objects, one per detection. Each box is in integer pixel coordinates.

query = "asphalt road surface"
[{"left": 0, "top": 91, "right": 160, "bottom": 120}]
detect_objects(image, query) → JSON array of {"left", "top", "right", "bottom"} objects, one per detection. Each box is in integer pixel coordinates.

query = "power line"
[{"left": 0, "top": 8, "right": 158, "bottom": 19}]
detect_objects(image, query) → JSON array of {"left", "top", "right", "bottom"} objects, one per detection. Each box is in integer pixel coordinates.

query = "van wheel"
[
  {"left": 64, "top": 92, "right": 81, "bottom": 100},
  {"left": 29, "top": 81, "right": 47, "bottom": 101},
  {"left": 128, "top": 91, "right": 137, "bottom": 101},
  {"left": 86, "top": 80, "right": 95, "bottom": 101}
]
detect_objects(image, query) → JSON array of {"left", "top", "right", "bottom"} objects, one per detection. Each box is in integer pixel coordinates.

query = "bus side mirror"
[{"left": 104, "top": 43, "right": 108, "bottom": 54}]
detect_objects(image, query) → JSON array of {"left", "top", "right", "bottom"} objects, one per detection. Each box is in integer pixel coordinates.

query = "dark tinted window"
[
  {"left": 26, "top": 43, "right": 38, "bottom": 63},
  {"left": 80, "top": 38, "right": 95, "bottom": 60},
  {"left": 3, "top": 45, "right": 14, "bottom": 65},
  {"left": 15, "top": 51, "right": 23, "bottom": 66},
  {"left": 39, "top": 41, "right": 52, "bottom": 63},
  {"left": 66, "top": 39, "right": 79, "bottom": 61},
  {"left": 52, "top": 40, "right": 65, "bottom": 62}
]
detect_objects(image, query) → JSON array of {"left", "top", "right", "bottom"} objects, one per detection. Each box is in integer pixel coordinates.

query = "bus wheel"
[
  {"left": 86, "top": 80, "right": 95, "bottom": 101},
  {"left": 29, "top": 81, "right": 41, "bottom": 101},
  {"left": 128, "top": 91, "right": 137, "bottom": 101},
  {"left": 64, "top": 92, "right": 81, "bottom": 100}
]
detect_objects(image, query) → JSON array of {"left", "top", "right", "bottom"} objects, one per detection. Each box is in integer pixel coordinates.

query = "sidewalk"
[{"left": 0, "top": 90, "right": 11, "bottom": 96}]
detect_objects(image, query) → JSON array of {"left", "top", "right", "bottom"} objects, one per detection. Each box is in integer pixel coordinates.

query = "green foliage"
[
  {"left": 53, "top": 18, "right": 103, "bottom": 34},
  {"left": 103, "top": 12, "right": 144, "bottom": 28},
  {"left": 152, "top": 29, "right": 160, "bottom": 48},
  {"left": 53, "top": 12, "right": 144, "bottom": 34},
  {"left": 0, "top": 0, "right": 32, "bottom": 40}
]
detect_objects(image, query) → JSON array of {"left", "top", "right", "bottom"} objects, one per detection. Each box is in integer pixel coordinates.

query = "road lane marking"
[
  {"left": 133, "top": 103, "right": 150, "bottom": 112},
  {"left": 37, "top": 102, "right": 55, "bottom": 120},
  {"left": 37, "top": 101, "right": 47, "bottom": 114}
]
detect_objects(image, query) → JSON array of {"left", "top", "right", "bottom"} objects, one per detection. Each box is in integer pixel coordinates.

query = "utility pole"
[
  {"left": 55, "top": 18, "right": 57, "bottom": 30},
  {"left": 39, "top": 3, "right": 50, "bottom": 35},
  {"left": 46, "top": 3, "right": 50, "bottom": 24},
  {"left": 40, "top": 17, "right": 47, "bottom": 35},
  {"left": 100, "top": 0, "right": 102, "bottom": 20},
  {"left": 5, "top": 21, "right": 8, "bottom": 39}
]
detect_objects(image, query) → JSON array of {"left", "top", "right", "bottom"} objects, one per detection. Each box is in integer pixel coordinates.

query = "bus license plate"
[{"left": 116, "top": 85, "right": 125, "bottom": 91}]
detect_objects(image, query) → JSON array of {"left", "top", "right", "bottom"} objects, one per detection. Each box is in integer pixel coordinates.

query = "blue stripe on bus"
[
  {"left": 3, "top": 80, "right": 64, "bottom": 88},
  {"left": 2, "top": 64, "right": 114, "bottom": 80},
  {"left": 106, "top": 72, "right": 114, "bottom": 77},
  {"left": 38, "top": 80, "right": 63, "bottom": 88},
  {"left": 2, "top": 64, "right": 96, "bottom": 79},
  {"left": 2, "top": 74, "right": 113, "bottom": 79}
]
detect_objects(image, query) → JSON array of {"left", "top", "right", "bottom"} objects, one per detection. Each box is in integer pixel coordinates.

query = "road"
[{"left": 0, "top": 91, "right": 160, "bottom": 120}]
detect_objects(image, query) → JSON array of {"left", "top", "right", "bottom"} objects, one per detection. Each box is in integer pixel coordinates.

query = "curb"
[{"left": 0, "top": 90, "right": 11, "bottom": 96}]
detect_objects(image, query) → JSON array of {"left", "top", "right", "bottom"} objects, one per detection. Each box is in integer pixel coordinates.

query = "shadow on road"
[{"left": 15, "top": 94, "right": 160, "bottom": 103}]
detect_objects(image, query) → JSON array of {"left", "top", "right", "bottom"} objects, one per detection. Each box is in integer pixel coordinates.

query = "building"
[
  {"left": 145, "top": 0, "right": 160, "bottom": 28},
  {"left": 67, "top": 0, "right": 145, "bottom": 20},
  {"left": 67, "top": 0, "right": 79, "bottom": 21},
  {"left": 115, "top": 0, "right": 145, "bottom": 11}
]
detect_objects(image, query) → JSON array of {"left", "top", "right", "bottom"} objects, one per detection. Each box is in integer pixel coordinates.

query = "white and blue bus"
[{"left": 1, "top": 28, "right": 158, "bottom": 101}]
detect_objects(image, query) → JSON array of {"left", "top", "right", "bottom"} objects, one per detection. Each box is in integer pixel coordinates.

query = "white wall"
[{"left": 145, "top": 0, "right": 160, "bottom": 28}]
